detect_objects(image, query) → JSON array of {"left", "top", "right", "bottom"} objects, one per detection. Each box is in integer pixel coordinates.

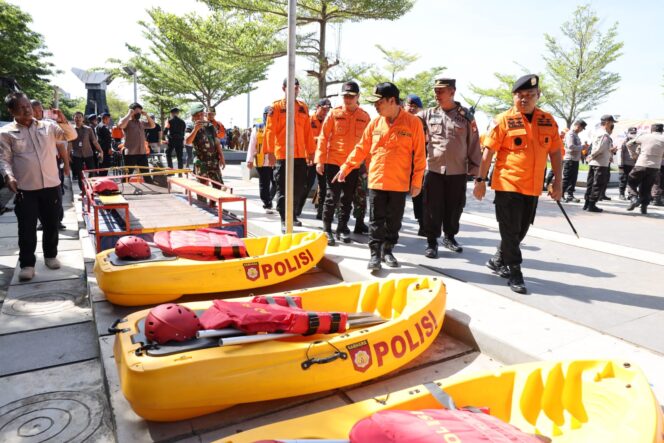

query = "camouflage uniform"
[{"left": 191, "top": 123, "right": 223, "bottom": 203}]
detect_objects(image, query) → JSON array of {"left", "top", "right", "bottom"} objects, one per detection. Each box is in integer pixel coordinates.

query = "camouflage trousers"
[
  {"left": 194, "top": 160, "right": 223, "bottom": 203},
  {"left": 333, "top": 171, "right": 367, "bottom": 222}
]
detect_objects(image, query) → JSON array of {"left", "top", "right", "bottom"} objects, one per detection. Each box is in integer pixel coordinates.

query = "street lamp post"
[{"left": 122, "top": 66, "right": 138, "bottom": 103}]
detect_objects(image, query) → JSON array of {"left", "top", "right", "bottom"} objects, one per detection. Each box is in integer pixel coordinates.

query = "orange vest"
[
  {"left": 264, "top": 99, "right": 316, "bottom": 160},
  {"left": 316, "top": 106, "right": 371, "bottom": 166},
  {"left": 341, "top": 110, "right": 425, "bottom": 192},
  {"left": 484, "top": 107, "right": 562, "bottom": 196}
]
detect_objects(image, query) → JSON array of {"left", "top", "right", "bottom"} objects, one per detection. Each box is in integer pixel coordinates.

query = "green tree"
[
  {"left": 543, "top": 4, "right": 623, "bottom": 127},
  {"left": 357, "top": 45, "right": 444, "bottom": 108},
  {"left": 57, "top": 96, "right": 86, "bottom": 120},
  {"left": 116, "top": 8, "right": 276, "bottom": 112},
  {"left": 202, "top": 0, "right": 414, "bottom": 99},
  {"left": 105, "top": 90, "right": 130, "bottom": 120},
  {"left": 0, "top": 1, "right": 57, "bottom": 118}
]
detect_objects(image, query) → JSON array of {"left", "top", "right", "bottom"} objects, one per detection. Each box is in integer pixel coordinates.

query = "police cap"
[
  {"left": 600, "top": 114, "right": 618, "bottom": 123},
  {"left": 574, "top": 119, "right": 587, "bottom": 128},
  {"left": 341, "top": 81, "right": 360, "bottom": 96},
  {"left": 433, "top": 78, "right": 456, "bottom": 89},
  {"left": 512, "top": 74, "right": 539, "bottom": 93},
  {"left": 317, "top": 98, "right": 332, "bottom": 108},
  {"left": 366, "top": 82, "right": 400, "bottom": 103},
  {"left": 627, "top": 127, "right": 637, "bottom": 134},
  {"left": 87, "top": 113, "right": 98, "bottom": 121}
]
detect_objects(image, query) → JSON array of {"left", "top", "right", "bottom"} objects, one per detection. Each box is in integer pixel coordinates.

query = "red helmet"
[
  {"left": 145, "top": 303, "right": 201, "bottom": 344},
  {"left": 92, "top": 178, "right": 119, "bottom": 195},
  {"left": 115, "top": 236, "right": 151, "bottom": 260}
]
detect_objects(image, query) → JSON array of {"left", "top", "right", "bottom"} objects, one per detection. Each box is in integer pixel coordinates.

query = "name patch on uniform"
[
  {"left": 397, "top": 130, "right": 412, "bottom": 137},
  {"left": 507, "top": 117, "right": 525, "bottom": 130},
  {"left": 537, "top": 117, "right": 553, "bottom": 127}
]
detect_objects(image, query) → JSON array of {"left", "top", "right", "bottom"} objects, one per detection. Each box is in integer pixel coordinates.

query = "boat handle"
[
  {"left": 301, "top": 351, "right": 348, "bottom": 370},
  {"left": 108, "top": 318, "right": 129, "bottom": 334}
]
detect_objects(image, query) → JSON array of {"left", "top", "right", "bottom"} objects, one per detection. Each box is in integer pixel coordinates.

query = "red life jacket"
[
  {"left": 153, "top": 228, "right": 248, "bottom": 261},
  {"left": 350, "top": 409, "right": 544, "bottom": 443},
  {"left": 199, "top": 300, "right": 347, "bottom": 335}
]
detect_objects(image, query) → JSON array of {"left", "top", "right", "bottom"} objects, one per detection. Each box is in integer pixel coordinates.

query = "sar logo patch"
[
  {"left": 243, "top": 262, "right": 260, "bottom": 281},
  {"left": 346, "top": 339, "right": 372, "bottom": 372}
]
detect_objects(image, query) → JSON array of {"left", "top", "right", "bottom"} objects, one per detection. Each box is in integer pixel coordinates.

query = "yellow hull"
[
  {"left": 95, "top": 232, "right": 327, "bottom": 306},
  {"left": 113, "top": 275, "right": 446, "bottom": 421},
  {"left": 221, "top": 360, "right": 664, "bottom": 443}
]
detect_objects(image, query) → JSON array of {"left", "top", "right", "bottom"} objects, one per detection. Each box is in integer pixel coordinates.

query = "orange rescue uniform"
[
  {"left": 264, "top": 99, "right": 316, "bottom": 160},
  {"left": 210, "top": 119, "right": 226, "bottom": 140},
  {"left": 310, "top": 114, "right": 323, "bottom": 141},
  {"left": 316, "top": 106, "right": 371, "bottom": 166},
  {"left": 483, "top": 107, "right": 562, "bottom": 196},
  {"left": 341, "top": 110, "right": 426, "bottom": 192}
]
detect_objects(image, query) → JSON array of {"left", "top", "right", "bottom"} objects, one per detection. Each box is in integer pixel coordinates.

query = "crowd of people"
[{"left": 1, "top": 73, "right": 663, "bottom": 292}]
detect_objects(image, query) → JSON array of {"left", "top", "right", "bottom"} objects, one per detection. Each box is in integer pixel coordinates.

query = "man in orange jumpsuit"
[
  {"left": 334, "top": 82, "right": 426, "bottom": 271},
  {"left": 264, "top": 78, "right": 316, "bottom": 228},
  {"left": 473, "top": 74, "right": 562, "bottom": 294},
  {"left": 298, "top": 98, "right": 331, "bottom": 218},
  {"left": 316, "top": 81, "right": 370, "bottom": 246}
]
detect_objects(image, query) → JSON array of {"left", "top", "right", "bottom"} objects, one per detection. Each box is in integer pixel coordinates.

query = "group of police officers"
[{"left": 246, "top": 73, "right": 664, "bottom": 295}]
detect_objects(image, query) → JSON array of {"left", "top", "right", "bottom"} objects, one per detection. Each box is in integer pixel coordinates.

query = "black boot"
[
  {"left": 442, "top": 235, "right": 463, "bottom": 253},
  {"left": 508, "top": 265, "right": 527, "bottom": 294},
  {"left": 627, "top": 197, "right": 640, "bottom": 211},
  {"left": 367, "top": 243, "right": 382, "bottom": 271},
  {"left": 382, "top": 243, "right": 399, "bottom": 268},
  {"left": 424, "top": 240, "right": 438, "bottom": 259},
  {"left": 486, "top": 252, "right": 510, "bottom": 278},
  {"left": 587, "top": 201, "right": 603, "bottom": 213},
  {"left": 417, "top": 221, "right": 425, "bottom": 237},
  {"left": 337, "top": 224, "right": 351, "bottom": 244},
  {"left": 353, "top": 220, "right": 369, "bottom": 234},
  {"left": 640, "top": 203, "right": 648, "bottom": 215},
  {"left": 583, "top": 200, "right": 589, "bottom": 211},
  {"left": 325, "top": 229, "right": 336, "bottom": 246}
]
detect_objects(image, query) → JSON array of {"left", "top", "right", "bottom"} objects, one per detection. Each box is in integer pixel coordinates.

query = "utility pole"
[
  {"left": 246, "top": 91, "right": 251, "bottom": 129},
  {"left": 284, "top": 0, "right": 297, "bottom": 234}
]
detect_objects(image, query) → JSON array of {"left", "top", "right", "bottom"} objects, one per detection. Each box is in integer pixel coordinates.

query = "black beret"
[{"left": 512, "top": 74, "right": 539, "bottom": 93}]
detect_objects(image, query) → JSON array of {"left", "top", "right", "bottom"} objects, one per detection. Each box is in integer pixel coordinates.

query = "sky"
[{"left": 15, "top": 0, "right": 664, "bottom": 134}]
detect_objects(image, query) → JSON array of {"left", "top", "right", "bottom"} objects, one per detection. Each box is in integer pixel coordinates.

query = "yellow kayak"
[
  {"left": 113, "top": 275, "right": 446, "bottom": 421},
  {"left": 95, "top": 231, "right": 327, "bottom": 306},
  {"left": 221, "top": 360, "right": 664, "bottom": 443}
]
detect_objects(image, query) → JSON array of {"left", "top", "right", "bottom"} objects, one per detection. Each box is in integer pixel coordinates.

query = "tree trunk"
[{"left": 317, "top": 5, "right": 328, "bottom": 99}]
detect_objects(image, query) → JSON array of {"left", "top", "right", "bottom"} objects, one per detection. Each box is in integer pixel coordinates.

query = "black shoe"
[
  {"left": 508, "top": 265, "right": 527, "bottom": 294},
  {"left": 325, "top": 231, "right": 336, "bottom": 246},
  {"left": 382, "top": 245, "right": 399, "bottom": 268},
  {"left": 565, "top": 195, "right": 580, "bottom": 203},
  {"left": 582, "top": 200, "right": 589, "bottom": 210},
  {"left": 315, "top": 212, "right": 323, "bottom": 220},
  {"left": 417, "top": 224, "right": 425, "bottom": 237},
  {"left": 486, "top": 257, "right": 510, "bottom": 278},
  {"left": 338, "top": 227, "right": 351, "bottom": 244},
  {"left": 37, "top": 223, "right": 43, "bottom": 231},
  {"left": 424, "top": 242, "right": 438, "bottom": 259},
  {"left": 293, "top": 218, "right": 302, "bottom": 227},
  {"left": 587, "top": 202, "right": 603, "bottom": 213},
  {"left": 58, "top": 223, "right": 67, "bottom": 231},
  {"left": 627, "top": 198, "right": 640, "bottom": 211},
  {"left": 353, "top": 221, "right": 369, "bottom": 235},
  {"left": 442, "top": 236, "right": 463, "bottom": 253},
  {"left": 367, "top": 255, "right": 382, "bottom": 271},
  {"left": 600, "top": 195, "right": 611, "bottom": 201},
  {"left": 640, "top": 204, "right": 648, "bottom": 215}
]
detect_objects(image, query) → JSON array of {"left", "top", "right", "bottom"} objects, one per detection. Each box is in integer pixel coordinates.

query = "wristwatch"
[{"left": 474, "top": 177, "right": 487, "bottom": 183}]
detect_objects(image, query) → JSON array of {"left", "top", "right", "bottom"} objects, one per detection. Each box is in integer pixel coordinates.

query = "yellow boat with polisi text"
[
  {"left": 112, "top": 275, "right": 446, "bottom": 421},
  {"left": 94, "top": 231, "right": 327, "bottom": 306},
  {"left": 220, "top": 359, "right": 664, "bottom": 443}
]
